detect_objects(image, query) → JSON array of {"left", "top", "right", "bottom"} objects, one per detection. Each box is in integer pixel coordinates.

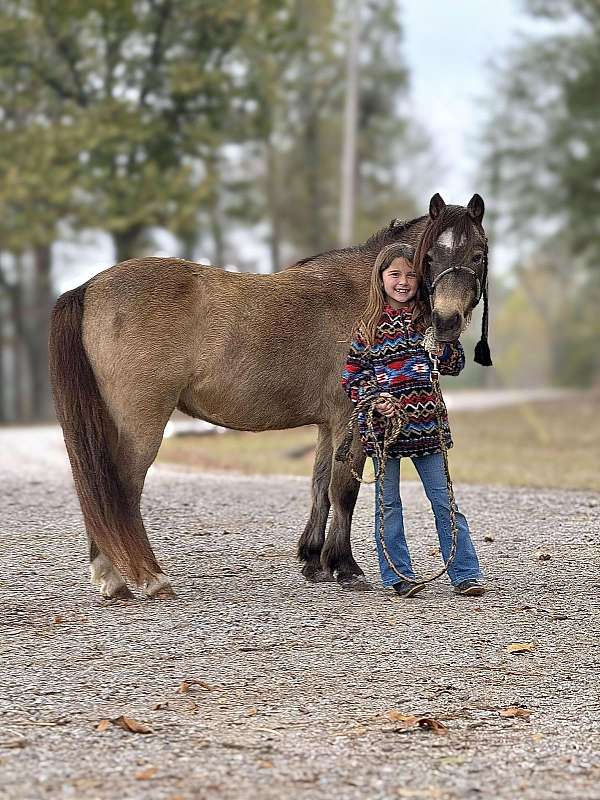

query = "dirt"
[{"left": 0, "top": 426, "right": 599, "bottom": 800}]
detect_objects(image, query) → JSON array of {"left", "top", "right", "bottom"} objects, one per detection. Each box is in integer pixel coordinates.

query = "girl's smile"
[{"left": 382, "top": 257, "right": 418, "bottom": 308}]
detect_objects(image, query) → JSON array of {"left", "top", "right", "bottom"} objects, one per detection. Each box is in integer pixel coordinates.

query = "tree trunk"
[
  {"left": 338, "top": 0, "right": 360, "bottom": 247},
  {"left": 206, "top": 154, "right": 225, "bottom": 266},
  {"left": 265, "top": 134, "right": 282, "bottom": 272},
  {"left": 0, "top": 290, "right": 7, "bottom": 422},
  {"left": 113, "top": 225, "right": 144, "bottom": 263},
  {"left": 29, "top": 245, "right": 54, "bottom": 420}
]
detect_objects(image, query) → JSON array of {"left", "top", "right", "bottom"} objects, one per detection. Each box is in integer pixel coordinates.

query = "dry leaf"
[
  {"left": 484, "top": 535, "right": 495, "bottom": 542},
  {"left": 95, "top": 719, "right": 110, "bottom": 732},
  {"left": 135, "top": 766, "right": 157, "bottom": 781},
  {"left": 415, "top": 717, "right": 448, "bottom": 734},
  {"left": 384, "top": 710, "right": 447, "bottom": 735},
  {"left": 500, "top": 707, "right": 533, "bottom": 719},
  {"left": 52, "top": 615, "right": 63, "bottom": 624},
  {"left": 177, "top": 679, "right": 217, "bottom": 694},
  {"left": 112, "top": 716, "right": 153, "bottom": 734},
  {"left": 0, "top": 738, "right": 27, "bottom": 749},
  {"left": 245, "top": 707, "right": 258, "bottom": 717},
  {"left": 384, "top": 710, "right": 418, "bottom": 723},
  {"left": 536, "top": 551, "right": 551, "bottom": 561},
  {"left": 506, "top": 643, "right": 535, "bottom": 654},
  {"left": 258, "top": 760, "right": 273, "bottom": 769},
  {"left": 152, "top": 701, "right": 169, "bottom": 711}
]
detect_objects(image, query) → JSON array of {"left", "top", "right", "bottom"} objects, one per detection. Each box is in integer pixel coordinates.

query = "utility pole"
[{"left": 338, "top": 0, "right": 360, "bottom": 247}]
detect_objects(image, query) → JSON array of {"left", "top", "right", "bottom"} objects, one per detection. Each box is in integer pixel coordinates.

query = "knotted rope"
[{"left": 335, "top": 329, "right": 458, "bottom": 586}]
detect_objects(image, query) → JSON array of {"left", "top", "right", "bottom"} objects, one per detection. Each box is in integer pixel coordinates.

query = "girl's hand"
[{"left": 375, "top": 397, "right": 396, "bottom": 417}]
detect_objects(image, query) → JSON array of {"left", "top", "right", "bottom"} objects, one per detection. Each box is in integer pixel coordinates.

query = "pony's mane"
[
  {"left": 288, "top": 215, "right": 425, "bottom": 270},
  {"left": 413, "top": 205, "right": 485, "bottom": 278}
]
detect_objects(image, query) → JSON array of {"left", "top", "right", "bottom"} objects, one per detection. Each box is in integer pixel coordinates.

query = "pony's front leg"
[{"left": 321, "top": 426, "right": 372, "bottom": 591}]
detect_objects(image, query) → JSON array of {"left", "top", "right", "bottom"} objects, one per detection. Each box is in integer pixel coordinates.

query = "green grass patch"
[{"left": 157, "top": 393, "right": 600, "bottom": 492}]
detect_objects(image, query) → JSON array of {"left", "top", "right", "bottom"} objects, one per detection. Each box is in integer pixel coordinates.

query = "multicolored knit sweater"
[{"left": 341, "top": 303, "right": 465, "bottom": 458}]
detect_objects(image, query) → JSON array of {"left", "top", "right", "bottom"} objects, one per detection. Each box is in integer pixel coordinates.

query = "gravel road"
[{"left": 1, "top": 426, "right": 599, "bottom": 800}]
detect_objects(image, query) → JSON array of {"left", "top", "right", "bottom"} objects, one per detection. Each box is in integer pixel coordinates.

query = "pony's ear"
[
  {"left": 429, "top": 193, "right": 446, "bottom": 220},
  {"left": 467, "top": 193, "right": 485, "bottom": 224}
]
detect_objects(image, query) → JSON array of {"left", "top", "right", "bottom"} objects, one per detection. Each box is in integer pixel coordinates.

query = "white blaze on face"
[{"left": 437, "top": 229, "right": 454, "bottom": 249}]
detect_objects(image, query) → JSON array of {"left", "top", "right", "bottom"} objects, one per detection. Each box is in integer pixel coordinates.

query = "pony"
[{"left": 48, "top": 193, "right": 490, "bottom": 599}]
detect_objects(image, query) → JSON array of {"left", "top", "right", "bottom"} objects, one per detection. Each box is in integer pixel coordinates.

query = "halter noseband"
[{"left": 426, "top": 263, "right": 483, "bottom": 306}]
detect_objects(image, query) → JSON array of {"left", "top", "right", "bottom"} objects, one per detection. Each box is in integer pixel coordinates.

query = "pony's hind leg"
[
  {"left": 298, "top": 425, "right": 334, "bottom": 582},
  {"left": 110, "top": 411, "right": 177, "bottom": 599},
  {"left": 82, "top": 381, "right": 179, "bottom": 600},
  {"left": 89, "top": 538, "right": 133, "bottom": 600},
  {"left": 321, "top": 422, "right": 371, "bottom": 591}
]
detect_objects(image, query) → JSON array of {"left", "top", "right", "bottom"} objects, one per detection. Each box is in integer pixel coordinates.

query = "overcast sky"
[
  {"left": 402, "top": 0, "right": 526, "bottom": 203},
  {"left": 57, "top": 1, "right": 533, "bottom": 289}
]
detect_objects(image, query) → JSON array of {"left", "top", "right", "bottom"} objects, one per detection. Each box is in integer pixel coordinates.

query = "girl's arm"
[
  {"left": 341, "top": 333, "right": 379, "bottom": 403},
  {"left": 437, "top": 341, "right": 465, "bottom": 376}
]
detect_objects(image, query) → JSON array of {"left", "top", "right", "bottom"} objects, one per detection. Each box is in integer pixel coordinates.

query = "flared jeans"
[{"left": 373, "top": 452, "right": 483, "bottom": 587}]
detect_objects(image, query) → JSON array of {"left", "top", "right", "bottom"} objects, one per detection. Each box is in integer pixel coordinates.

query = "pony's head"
[{"left": 414, "top": 193, "right": 491, "bottom": 365}]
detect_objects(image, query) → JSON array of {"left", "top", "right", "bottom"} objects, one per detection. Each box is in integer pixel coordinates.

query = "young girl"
[{"left": 341, "top": 241, "right": 485, "bottom": 598}]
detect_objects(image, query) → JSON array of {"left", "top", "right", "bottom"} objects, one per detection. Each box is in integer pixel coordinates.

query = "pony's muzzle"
[{"left": 432, "top": 309, "right": 462, "bottom": 341}]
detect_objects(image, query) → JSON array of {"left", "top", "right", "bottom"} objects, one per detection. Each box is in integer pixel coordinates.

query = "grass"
[{"left": 156, "top": 392, "right": 600, "bottom": 492}]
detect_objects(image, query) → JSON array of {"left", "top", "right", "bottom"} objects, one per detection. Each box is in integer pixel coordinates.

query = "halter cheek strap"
[
  {"left": 427, "top": 264, "right": 482, "bottom": 304},
  {"left": 425, "top": 256, "right": 492, "bottom": 367}
]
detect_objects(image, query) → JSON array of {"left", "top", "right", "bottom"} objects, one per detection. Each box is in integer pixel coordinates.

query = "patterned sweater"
[{"left": 341, "top": 304, "right": 465, "bottom": 458}]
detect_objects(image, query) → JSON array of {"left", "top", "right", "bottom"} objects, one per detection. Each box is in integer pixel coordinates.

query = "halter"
[{"left": 426, "top": 263, "right": 483, "bottom": 305}]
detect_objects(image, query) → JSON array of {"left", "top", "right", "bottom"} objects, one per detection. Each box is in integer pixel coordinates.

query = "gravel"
[{"left": 0, "top": 426, "right": 599, "bottom": 800}]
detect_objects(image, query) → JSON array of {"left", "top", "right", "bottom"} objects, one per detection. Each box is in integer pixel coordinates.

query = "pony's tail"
[{"left": 48, "top": 284, "right": 160, "bottom": 584}]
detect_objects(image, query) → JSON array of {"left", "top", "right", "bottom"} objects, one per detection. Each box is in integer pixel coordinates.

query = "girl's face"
[{"left": 381, "top": 257, "right": 418, "bottom": 308}]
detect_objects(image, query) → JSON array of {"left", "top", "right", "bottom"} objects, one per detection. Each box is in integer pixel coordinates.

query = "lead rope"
[{"left": 335, "top": 328, "right": 458, "bottom": 586}]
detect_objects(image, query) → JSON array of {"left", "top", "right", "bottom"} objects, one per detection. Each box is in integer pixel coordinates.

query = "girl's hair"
[{"left": 357, "top": 242, "right": 430, "bottom": 345}]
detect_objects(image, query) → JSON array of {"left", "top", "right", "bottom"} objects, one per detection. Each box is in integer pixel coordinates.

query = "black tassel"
[
  {"left": 473, "top": 279, "right": 493, "bottom": 366},
  {"left": 474, "top": 338, "right": 492, "bottom": 366}
]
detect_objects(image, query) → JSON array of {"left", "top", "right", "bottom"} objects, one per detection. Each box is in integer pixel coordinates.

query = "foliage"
[{"left": 480, "top": 0, "right": 600, "bottom": 385}]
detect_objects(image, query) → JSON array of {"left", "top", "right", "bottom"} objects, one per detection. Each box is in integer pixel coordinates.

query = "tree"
[{"left": 480, "top": 0, "right": 600, "bottom": 385}]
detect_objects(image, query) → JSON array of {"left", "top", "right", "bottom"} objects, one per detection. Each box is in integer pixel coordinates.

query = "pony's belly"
[{"left": 177, "top": 386, "right": 321, "bottom": 431}]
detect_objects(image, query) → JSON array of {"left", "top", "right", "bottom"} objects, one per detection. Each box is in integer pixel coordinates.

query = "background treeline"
[{"left": 0, "top": 0, "right": 597, "bottom": 422}]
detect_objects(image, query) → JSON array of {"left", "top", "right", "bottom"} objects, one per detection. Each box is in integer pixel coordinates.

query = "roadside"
[
  {"left": 0, "top": 425, "right": 599, "bottom": 800},
  {"left": 157, "top": 390, "right": 600, "bottom": 492}
]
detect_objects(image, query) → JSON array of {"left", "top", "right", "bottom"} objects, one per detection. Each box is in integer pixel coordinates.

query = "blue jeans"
[{"left": 373, "top": 453, "right": 483, "bottom": 587}]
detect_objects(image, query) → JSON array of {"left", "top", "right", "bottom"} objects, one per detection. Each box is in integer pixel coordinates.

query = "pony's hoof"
[
  {"left": 338, "top": 574, "right": 373, "bottom": 592},
  {"left": 106, "top": 584, "right": 135, "bottom": 600},
  {"left": 301, "top": 562, "right": 335, "bottom": 583},
  {"left": 149, "top": 588, "right": 178, "bottom": 600},
  {"left": 145, "top": 573, "right": 177, "bottom": 600}
]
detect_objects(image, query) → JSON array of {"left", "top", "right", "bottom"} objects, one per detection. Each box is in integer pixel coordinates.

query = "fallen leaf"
[
  {"left": 152, "top": 701, "right": 169, "bottom": 711},
  {"left": 246, "top": 707, "right": 258, "bottom": 717},
  {"left": 500, "top": 707, "right": 533, "bottom": 719},
  {"left": 135, "top": 766, "right": 157, "bottom": 781},
  {"left": 506, "top": 642, "right": 536, "bottom": 654},
  {"left": 484, "top": 535, "right": 495, "bottom": 542},
  {"left": 429, "top": 547, "right": 441, "bottom": 556},
  {"left": 0, "top": 739, "right": 27, "bottom": 749},
  {"left": 384, "top": 710, "right": 447, "bottom": 735},
  {"left": 95, "top": 719, "right": 110, "bottom": 732},
  {"left": 415, "top": 717, "right": 448, "bottom": 735},
  {"left": 52, "top": 615, "right": 63, "bottom": 624},
  {"left": 258, "top": 760, "right": 273, "bottom": 768},
  {"left": 536, "top": 551, "right": 551, "bottom": 561},
  {"left": 177, "top": 679, "right": 217, "bottom": 694},
  {"left": 472, "top": 606, "right": 483, "bottom": 612},
  {"left": 384, "top": 709, "right": 417, "bottom": 723},
  {"left": 112, "top": 716, "right": 153, "bottom": 734}
]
